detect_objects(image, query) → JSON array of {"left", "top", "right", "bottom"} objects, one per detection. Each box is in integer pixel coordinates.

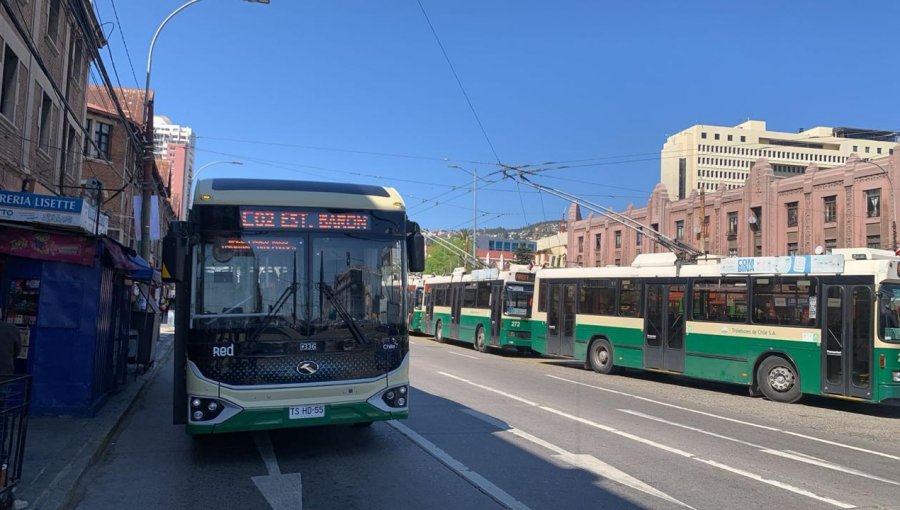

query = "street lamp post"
[
  {"left": 139, "top": 0, "right": 270, "bottom": 259},
  {"left": 189, "top": 160, "right": 243, "bottom": 205},
  {"left": 449, "top": 165, "right": 477, "bottom": 268}
]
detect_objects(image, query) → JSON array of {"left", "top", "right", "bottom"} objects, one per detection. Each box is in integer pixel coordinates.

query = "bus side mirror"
[
  {"left": 406, "top": 221, "right": 425, "bottom": 273},
  {"left": 162, "top": 221, "right": 189, "bottom": 283}
]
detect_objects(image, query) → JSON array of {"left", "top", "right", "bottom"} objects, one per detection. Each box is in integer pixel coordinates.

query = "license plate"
[
  {"left": 298, "top": 342, "right": 318, "bottom": 351},
  {"left": 289, "top": 404, "right": 325, "bottom": 420}
]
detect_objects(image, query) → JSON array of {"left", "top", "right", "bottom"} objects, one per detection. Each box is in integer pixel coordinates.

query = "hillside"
[{"left": 478, "top": 220, "right": 562, "bottom": 240}]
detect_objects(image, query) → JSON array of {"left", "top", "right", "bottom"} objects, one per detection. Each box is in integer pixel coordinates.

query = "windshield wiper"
[
  {"left": 248, "top": 282, "right": 302, "bottom": 342},
  {"left": 317, "top": 282, "right": 369, "bottom": 345}
]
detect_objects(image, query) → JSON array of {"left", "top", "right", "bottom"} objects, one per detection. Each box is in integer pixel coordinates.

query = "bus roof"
[{"left": 192, "top": 178, "right": 406, "bottom": 212}]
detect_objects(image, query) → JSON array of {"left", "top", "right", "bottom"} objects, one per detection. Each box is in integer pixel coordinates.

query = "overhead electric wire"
[
  {"left": 108, "top": 0, "right": 141, "bottom": 88},
  {"left": 416, "top": 0, "right": 501, "bottom": 164}
]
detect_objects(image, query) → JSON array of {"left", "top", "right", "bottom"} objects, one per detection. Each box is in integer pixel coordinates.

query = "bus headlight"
[
  {"left": 892, "top": 371, "right": 900, "bottom": 383},
  {"left": 382, "top": 386, "right": 409, "bottom": 408},
  {"left": 191, "top": 398, "right": 202, "bottom": 409},
  {"left": 188, "top": 396, "right": 227, "bottom": 422}
]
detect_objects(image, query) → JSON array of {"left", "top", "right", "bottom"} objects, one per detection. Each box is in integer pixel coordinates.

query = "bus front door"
[
  {"left": 644, "top": 282, "right": 686, "bottom": 372},
  {"left": 822, "top": 284, "right": 873, "bottom": 399},
  {"left": 546, "top": 283, "right": 576, "bottom": 357},
  {"left": 490, "top": 282, "right": 502, "bottom": 346},
  {"left": 450, "top": 283, "right": 462, "bottom": 340}
]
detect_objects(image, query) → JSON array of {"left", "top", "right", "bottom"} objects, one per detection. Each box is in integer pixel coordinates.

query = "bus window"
[
  {"left": 879, "top": 283, "right": 900, "bottom": 342},
  {"left": 619, "top": 279, "right": 642, "bottom": 317},
  {"left": 752, "top": 277, "right": 817, "bottom": 326},
  {"left": 476, "top": 281, "right": 492, "bottom": 308},
  {"left": 692, "top": 278, "right": 748, "bottom": 323},
  {"left": 538, "top": 281, "right": 548, "bottom": 312},
  {"left": 579, "top": 279, "right": 616, "bottom": 315},
  {"left": 463, "top": 283, "right": 477, "bottom": 308}
]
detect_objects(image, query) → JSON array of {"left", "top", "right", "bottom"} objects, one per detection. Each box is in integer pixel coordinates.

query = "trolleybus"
[
  {"left": 408, "top": 275, "right": 427, "bottom": 335},
  {"left": 163, "top": 178, "right": 425, "bottom": 434},
  {"left": 532, "top": 250, "right": 900, "bottom": 404},
  {"left": 422, "top": 265, "right": 537, "bottom": 353}
]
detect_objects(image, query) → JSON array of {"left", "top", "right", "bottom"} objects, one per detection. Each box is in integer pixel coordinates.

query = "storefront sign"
[
  {"left": 0, "top": 190, "right": 108, "bottom": 235},
  {"left": 0, "top": 230, "right": 96, "bottom": 266}
]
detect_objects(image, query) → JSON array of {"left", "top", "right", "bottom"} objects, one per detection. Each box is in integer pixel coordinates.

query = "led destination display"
[{"left": 240, "top": 208, "right": 371, "bottom": 231}]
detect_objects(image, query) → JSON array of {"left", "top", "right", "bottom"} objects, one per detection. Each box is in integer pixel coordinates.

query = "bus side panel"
[
  {"left": 576, "top": 317, "right": 644, "bottom": 368},
  {"left": 531, "top": 318, "right": 547, "bottom": 354},
  {"left": 874, "top": 345, "right": 900, "bottom": 403},
  {"left": 458, "top": 308, "right": 490, "bottom": 344},
  {"left": 431, "top": 306, "right": 452, "bottom": 338},
  {"left": 683, "top": 322, "right": 822, "bottom": 392},
  {"left": 499, "top": 317, "right": 532, "bottom": 348}
]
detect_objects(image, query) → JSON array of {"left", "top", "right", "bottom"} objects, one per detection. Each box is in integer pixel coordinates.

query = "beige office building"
[{"left": 660, "top": 120, "right": 898, "bottom": 201}]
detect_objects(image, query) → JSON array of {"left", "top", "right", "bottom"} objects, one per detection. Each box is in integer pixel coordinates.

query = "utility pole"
[{"left": 472, "top": 167, "right": 477, "bottom": 266}]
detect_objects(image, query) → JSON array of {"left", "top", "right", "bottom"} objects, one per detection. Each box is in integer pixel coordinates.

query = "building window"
[
  {"left": 877, "top": 148, "right": 883, "bottom": 155},
  {"left": 594, "top": 233, "right": 601, "bottom": 250},
  {"left": 853, "top": 145, "right": 858, "bottom": 153},
  {"left": 727, "top": 212, "right": 738, "bottom": 236},
  {"left": 714, "top": 133, "right": 720, "bottom": 140},
  {"left": 636, "top": 231, "right": 643, "bottom": 246},
  {"left": 865, "top": 189, "right": 881, "bottom": 218},
  {"left": 823, "top": 196, "right": 837, "bottom": 223},
  {"left": 728, "top": 248, "right": 738, "bottom": 256},
  {"left": 787, "top": 242, "right": 798, "bottom": 256},
  {"left": 825, "top": 238, "right": 837, "bottom": 249},
  {"left": 867, "top": 235, "right": 881, "bottom": 249},
  {"left": 786, "top": 202, "right": 798, "bottom": 227},
  {"left": 865, "top": 146, "right": 871, "bottom": 154},
  {"left": 577, "top": 236, "right": 583, "bottom": 253},
  {"left": 68, "top": 36, "right": 83, "bottom": 84},
  {"left": 678, "top": 158, "right": 686, "bottom": 200},
  {"left": 740, "top": 135, "right": 746, "bottom": 142},
  {"left": 0, "top": 45, "right": 19, "bottom": 121},
  {"left": 86, "top": 120, "right": 112, "bottom": 160},
  {"left": 614, "top": 231, "right": 622, "bottom": 249},
  {"left": 701, "top": 132, "right": 707, "bottom": 139},
  {"left": 727, "top": 134, "right": 733, "bottom": 141},
  {"left": 675, "top": 220, "right": 684, "bottom": 241},
  {"left": 37, "top": 91, "right": 53, "bottom": 151},
  {"left": 47, "top": 0, "right": 61, "bottom": 43}
]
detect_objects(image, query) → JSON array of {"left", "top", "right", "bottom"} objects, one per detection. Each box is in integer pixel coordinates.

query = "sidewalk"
[{"left": 16, "top": 324, "right": 175, "bottom": 509}]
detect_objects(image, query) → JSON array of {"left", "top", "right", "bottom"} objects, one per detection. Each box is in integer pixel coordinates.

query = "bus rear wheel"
[
  {"left": 588, "top": 338, "right": 620, "bottom": 375},
  {"left": 474, "top": 326, "right": 488, "bottom": 353},
  {"left": 757, "top": 356, "right": 801, "bottom": 403},
  {"left": 435, "top": 321, "right": 445, "bottom": 343}
]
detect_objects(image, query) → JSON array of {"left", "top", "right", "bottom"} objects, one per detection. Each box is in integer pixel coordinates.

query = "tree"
[
  {"left": 513, "top": 245, "right": 533, "bottom": 265},
  {"left": 424, "top": 236, "right": 468, "bottom": 275}
]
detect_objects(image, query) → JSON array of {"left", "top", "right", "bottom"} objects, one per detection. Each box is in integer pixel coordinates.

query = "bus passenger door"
[
  {"left": 644, "top": 282, "right": 686, "bottom": 372},
  {"left": 490, "top": 282, "right": 502, "bottom": 345},
  {"left": 546, "top": 283, "right": 576, "bottom": 357},
  {"left": 822, "top": 284, "right": 873, "bottom": 399},
  {"left": 450, "top": 284, "right": 462, "bottom": 339}
]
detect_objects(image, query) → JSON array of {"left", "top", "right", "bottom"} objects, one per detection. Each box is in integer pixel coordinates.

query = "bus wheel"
[
  {"left": 435, "top": 321, "right": 445, "bottom": 343},
  {"left": 588, "top": 339, "right": 620, "bottom": 375},
  {"left": 474, "top": 326, "right": 488, "bottom": 353},
  {"left": 757, "top": 356, "right": 801, "bottom": 403}
]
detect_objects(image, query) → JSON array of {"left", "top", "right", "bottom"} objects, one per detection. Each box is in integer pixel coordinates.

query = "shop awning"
[{"left": 102, "top": 239, "right": 153, "bottom": 282}]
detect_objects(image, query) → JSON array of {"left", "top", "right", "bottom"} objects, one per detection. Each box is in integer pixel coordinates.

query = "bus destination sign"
[
  {"left": 514, "top": 272, "right": 536, "bottom": 282},
  {"left": 240, "top": 208, "right": 371, "bottom": 231}
]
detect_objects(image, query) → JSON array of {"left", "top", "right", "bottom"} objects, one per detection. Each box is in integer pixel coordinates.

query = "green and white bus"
[
  {"left": 532, "top": 250, "right": 900, "bottom": 404},
  {"left": 408, "top": 275, "right": 427, "bottom": 335},
  {"left": 422, "top": 266, "right": 537, "bottom": 353},
  {"left": 163, "top": 178, "right": 424, "bottom": 434}
]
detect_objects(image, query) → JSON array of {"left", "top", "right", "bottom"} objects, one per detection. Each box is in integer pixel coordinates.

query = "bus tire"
[
  {"left": 474, "top": 325, "right": 488, "bottom": 353},
  {"left": 588, "top": 338, "right": 620, "bottom": 375},
  {"left": 435, "top": 321, "right": 445, "bottom": 343},
  {"left": 756, "top": 356, "right": 801, "bottom": 403}
]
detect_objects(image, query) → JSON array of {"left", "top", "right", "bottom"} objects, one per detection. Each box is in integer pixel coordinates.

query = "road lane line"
[
  {"left": 440, "top": 371, "right": 539, "bottom": 406},
  {"left": 387, "top": 420, "right": 531, "bottom": 510},
  {"left": 548, "top": 374, "right": 900, "bottom": 462},
  {"left": 447, "top": 351, "right": 482, "bottom": 360},
  {"left": 441, "top": 371, "right": 856, "bottom": 509},
  {"left": 619, "top": 409, "right": 900, "bottom": 487},
  {"left": 252, "top": 432, "right": 305, "bottom": 510},
  {"left": 460, "top": 409, "right": 694, "bottom": 509}
]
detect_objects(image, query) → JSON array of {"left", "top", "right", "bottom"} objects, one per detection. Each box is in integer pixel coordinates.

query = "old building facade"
[{"left": 568, "top": 151, "right": 900, "bottom": 267}]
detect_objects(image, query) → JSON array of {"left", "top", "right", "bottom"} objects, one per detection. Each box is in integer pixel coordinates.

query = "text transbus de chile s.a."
[
  {"left": 162, "top": 178, "right": 425, "bottom": 434},
  {"left": 415, "top": 265, "right": 538, "bottom": 353},
  {"left": 531, "top": 250, "right": 900, "bottom": 405}
]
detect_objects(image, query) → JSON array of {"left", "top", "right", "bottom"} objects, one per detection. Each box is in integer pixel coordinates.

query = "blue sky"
[{"left": 99, "top": 1, "right": 900, "bottom": 230}]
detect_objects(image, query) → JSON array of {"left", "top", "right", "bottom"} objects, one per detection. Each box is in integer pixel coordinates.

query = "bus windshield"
[
  {"left": 505, "top": 284, "right": 533, "bottom": 318},
  {"left": 879, "top": 283, "right": 900, "bottom": 343},
  {"left": 195, "top": 233, "right": 405, "bottom": 333}
]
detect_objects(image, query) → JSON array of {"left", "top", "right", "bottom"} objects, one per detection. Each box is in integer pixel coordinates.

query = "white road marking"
[
  {"left": 252, "top": 432, "right": 304, "bottom": 510},
  {"left": 387, "top": 420, "right": 531, "bottom": 510},
  {"left": 440, "top": 371, "right": 539, "bottom": 406},
  {"left": 619, "top": 409, "right": 900, "bottom": 487},
  {"left": 447, "top": 351, "right": 482, "bottom": 360},
  {"left": 441, "top": 372, "right": 856, "bottom": 509},
  {"left": 461, "top": 409, "right": 694, "bottom": 509},
  {"left": 548, "top": 374, "right": 900, "bottom": 462}
]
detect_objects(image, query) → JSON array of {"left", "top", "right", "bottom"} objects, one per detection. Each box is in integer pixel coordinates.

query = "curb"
[{"left": 33, "top": 336, "right": 176, "bottom": 510}]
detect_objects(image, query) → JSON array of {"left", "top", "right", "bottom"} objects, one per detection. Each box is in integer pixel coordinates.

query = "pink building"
[
  {"left": 568, "top": 151, "right": 900, "bottom": 267},
  {"left": 164, "top": 143, "right": 190, "bottom": 219}
]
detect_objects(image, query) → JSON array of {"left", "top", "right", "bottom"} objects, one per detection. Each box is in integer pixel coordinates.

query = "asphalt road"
[{"left": 70, "top": 335, "right": 900, "bottom": 510}]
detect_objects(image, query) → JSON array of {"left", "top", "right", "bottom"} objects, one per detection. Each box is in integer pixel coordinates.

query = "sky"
[{"left": 99, "top": 1, "right": 900, "bottom": 231}]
